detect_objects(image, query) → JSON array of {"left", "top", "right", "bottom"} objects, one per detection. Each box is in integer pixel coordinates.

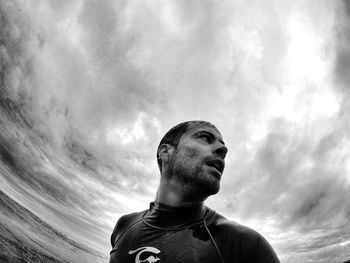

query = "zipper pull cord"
[{"left": 203, "top": 218, "right": 225, "bottom": 263}]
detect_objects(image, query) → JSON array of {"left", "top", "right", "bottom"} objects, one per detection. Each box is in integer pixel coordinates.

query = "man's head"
[{"left": 157, "top": 121, "right": 228, "bottom": 197}]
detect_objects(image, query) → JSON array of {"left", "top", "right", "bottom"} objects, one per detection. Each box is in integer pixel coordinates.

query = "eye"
[{"left": 197, "top": 132, "right": 212, "bottom": 143}]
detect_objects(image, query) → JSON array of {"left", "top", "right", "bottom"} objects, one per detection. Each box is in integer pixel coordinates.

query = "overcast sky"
[{"left": 1, "top": 0, "right": 350, "bottom": 262}]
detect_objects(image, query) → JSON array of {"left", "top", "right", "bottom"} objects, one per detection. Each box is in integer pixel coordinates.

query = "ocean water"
[{"left": 0, "top": 99, "right": 109, "bottom": 262}]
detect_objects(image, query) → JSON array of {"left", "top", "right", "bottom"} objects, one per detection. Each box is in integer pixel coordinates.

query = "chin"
[
  {"left": 198, "top": 179, "right": 220, "bottom": 197},
  {"left": 208, "top": 185, "right": 220, "bottom": 195}
]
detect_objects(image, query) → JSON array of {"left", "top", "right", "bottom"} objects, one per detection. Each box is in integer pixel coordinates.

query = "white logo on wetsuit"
[{"left": 129, "top": 246, "right": 161, "bottom": 263}]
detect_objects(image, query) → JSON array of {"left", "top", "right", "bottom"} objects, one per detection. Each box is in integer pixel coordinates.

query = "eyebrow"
[{"left": 194, "top": 130, "right": 225, "bottom": 145}]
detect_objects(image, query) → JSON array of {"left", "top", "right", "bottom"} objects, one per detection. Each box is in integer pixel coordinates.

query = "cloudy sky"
[{"left": 1, "top": 0, "right": 350, "bottom": 262}]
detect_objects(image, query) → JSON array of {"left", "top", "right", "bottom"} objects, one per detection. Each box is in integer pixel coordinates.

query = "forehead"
[{"left": 182, "top": 123, "right": 223, "bottom": 140}]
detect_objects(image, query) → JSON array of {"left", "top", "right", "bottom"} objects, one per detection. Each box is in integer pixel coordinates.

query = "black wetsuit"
[{"left": 109, "top": 202, "right": 280, "bottom": 263}]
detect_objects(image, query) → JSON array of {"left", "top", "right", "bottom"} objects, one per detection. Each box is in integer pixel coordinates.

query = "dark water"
[
  {"left": 0, "top": 99, "right": 108, "bottom": 262},
  {"left": 0, "top": 190, "right": 105, "bottom": 263}
]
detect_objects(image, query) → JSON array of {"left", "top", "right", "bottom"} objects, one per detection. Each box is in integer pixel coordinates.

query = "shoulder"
[
  {"left": 110, "top": 210, "right": 146, "bottom": 248},
  {"left": 215, "top": 212, "right": 260, "bottom": 238},
  {"left": 211, "top": 211, "right": 262, "bottom": 245},
  {"left": 209, "top": 210, "right": 280, "bottom": 263}
]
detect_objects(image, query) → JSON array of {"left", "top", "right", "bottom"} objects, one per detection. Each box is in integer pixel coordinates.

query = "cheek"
[
  {"left": 181, "top": 149, "right": 204, "bottom": 166},
  {"left": 184, "top": 151, "right": 206, "bottom": 171},
  {"left": 185, "top": 148, "right": 200, "bottom": 158},
  {"left": 174, "top": 148, "right": 200, "bottom": 166}
]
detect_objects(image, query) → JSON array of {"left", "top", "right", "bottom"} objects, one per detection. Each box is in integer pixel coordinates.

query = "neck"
[{"left": 156, "top": 177, "right": 206, "bottom": 207}]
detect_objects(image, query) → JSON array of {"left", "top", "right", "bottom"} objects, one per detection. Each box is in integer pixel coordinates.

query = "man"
[{"left": 109, "top": 121, "right": 280, "bottom": 263}]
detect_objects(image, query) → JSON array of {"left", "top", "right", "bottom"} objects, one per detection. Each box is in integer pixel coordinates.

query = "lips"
[{"left": 206, "top": 159, "right": 225, "bottom": 175}]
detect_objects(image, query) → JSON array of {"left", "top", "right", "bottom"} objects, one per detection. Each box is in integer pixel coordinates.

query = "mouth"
[{"left": 206, "top": 159, "right": 225, "bottom": 175}]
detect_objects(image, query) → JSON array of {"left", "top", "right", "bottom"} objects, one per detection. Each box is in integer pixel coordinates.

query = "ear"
[{"left": 158, "top": 144, "right": 175, "bottom": 162}]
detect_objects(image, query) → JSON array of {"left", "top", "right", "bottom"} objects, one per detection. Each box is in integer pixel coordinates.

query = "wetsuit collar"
[{"left": 142, "top": 201, "right": 206, "bottom": 229}]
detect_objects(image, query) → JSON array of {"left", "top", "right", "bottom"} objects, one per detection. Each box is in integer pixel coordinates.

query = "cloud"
[
  {"left": 334, "top": 0, "right": 350, "bottom": 91},
  {"left": 1, "top": 0, "right": 350, "bottom": 261}
]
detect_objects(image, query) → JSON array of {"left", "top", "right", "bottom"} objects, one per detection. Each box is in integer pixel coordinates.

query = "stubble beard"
[{"left": 168, "top": 149, "right": 220, "bottom": 198}]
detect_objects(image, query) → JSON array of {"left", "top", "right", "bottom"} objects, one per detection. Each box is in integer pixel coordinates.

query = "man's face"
[{"left": 169, "top": 124, "right": 228, "bottom": 197}]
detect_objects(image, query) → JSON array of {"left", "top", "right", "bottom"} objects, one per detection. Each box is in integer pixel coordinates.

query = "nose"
[{"left": 214, "top": 142, "right": 228, "bottom": 159}]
